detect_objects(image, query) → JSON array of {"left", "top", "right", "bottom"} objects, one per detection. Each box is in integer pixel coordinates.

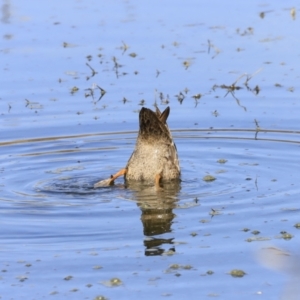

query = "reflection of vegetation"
[
  {"left": 212, "top": 69, "right": 262, "bottom": 111},
  {"left": 254, "top": 119, "right": 260, "bottom": 139},
  {"left": 58, "top": 32, "right": 269, "bottom": 119},
  {"left": 258, "top": 10, "right": 273, "bottom": 19},
  {"left": 85, "top": 62, "right": 98, "bottom": 79},
  {"left": 25, "top": 99, "right": 44, "bottom": 110},
  {"left": 112, "top": 56, "right": 122, "bottom": 78},
  {"left": 85, "top": 84, "right": 106, "bottom": 102},
  {"left": 120, "top": 41, "right": 129, "bottom": 54},
  {"left": 236, "top": 27, "right": 254, "bottom": 36},
  {"left": 207, "top": 39, "right": 221, "bottom": 59}
]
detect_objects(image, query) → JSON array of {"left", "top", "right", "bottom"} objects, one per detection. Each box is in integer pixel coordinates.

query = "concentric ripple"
[{"left": 1, "top": 129, "right": 300, "bottom": 299}]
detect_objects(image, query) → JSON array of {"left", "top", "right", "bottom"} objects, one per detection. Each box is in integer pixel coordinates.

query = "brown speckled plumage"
[
  {"left": 94, "top": 106, "right": 180, "bottom": 188},
  {"left": 125, "top": 106, "right": 180, "bottom": 183}
]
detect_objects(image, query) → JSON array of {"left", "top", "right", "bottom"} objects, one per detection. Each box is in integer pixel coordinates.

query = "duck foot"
[
  {"left": 155, "top": 173, "right": 163, "bottom": 191},
  {"left": 94, "top": 168, "right": 127, "bottom": 188}
]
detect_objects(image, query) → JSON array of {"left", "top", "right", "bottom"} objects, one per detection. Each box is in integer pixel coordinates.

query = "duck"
[{"left": 94, "top": 106, "right": 180, "bottom": 189}]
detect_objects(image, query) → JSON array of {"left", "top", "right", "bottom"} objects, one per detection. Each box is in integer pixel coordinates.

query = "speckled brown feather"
[
  {"left": 139, "top": 107, "right": 172, "bottom": 143},
  {"left": 125, "top": 106, "right": 180, "bottom": 183},
  {"left": 94, "top": 106, "right": 180, "bottom": 188}
]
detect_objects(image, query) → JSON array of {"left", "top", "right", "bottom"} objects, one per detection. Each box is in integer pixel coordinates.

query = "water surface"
[{"left": 1, "top": 1, "right": 300, "bottom": 299}]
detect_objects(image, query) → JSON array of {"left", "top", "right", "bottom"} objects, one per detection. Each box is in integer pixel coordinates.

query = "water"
[
  {"left": 1, "top": 1, "right": 300, "bottom": 299},
  {"left": 2, "top": 130, "right": 300, "bottom": 299}
]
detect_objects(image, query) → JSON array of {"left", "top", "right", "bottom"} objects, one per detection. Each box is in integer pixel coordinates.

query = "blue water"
[{"left": 1, "top": 1, "right": 300, "bottom": 299}]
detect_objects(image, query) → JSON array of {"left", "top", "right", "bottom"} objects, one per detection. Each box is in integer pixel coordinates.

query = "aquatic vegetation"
[{"left": 229, "top": 269, "right": 246, "bottom": 277}]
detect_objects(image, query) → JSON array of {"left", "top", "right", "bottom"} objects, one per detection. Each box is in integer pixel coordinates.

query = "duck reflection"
[{"left": 127, "top": 180, "right": 181, "bottom": 256}]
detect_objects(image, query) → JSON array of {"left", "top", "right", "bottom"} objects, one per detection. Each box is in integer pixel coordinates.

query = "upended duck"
[{"left": 94, "top": 106, "right": 180, "bottom": 189}]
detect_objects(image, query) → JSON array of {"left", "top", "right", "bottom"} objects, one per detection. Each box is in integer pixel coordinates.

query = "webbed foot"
[
  {"left": 155, "top": 173, "right": 163, "bottom": 191},
  {"left": 94, "top": 168, "right": 127, "bottom": 188},
  {"left": 94, "top": 176, "right": 114, "bottom": 188}
]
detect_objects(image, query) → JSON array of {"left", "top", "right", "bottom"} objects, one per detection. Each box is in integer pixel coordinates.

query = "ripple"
[
  {"left": 1, "top": 128, "right": 300, "bottom": 202},
  {"left": 2, "top": 128, "right": 300, "bottom": 300},
  {"left": 35, "top": 175, "right": 99, "bottom": 195}
]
